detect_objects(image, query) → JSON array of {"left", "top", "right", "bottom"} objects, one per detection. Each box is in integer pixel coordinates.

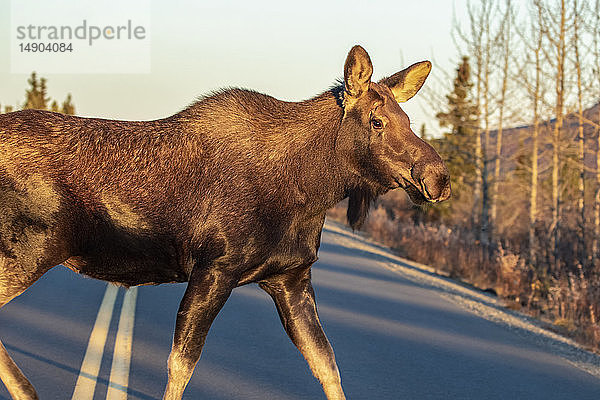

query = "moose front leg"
[
  {"left": 163, "top": 267, "right": 237, "bottom": 400},
  {"left": 260, "top": 267, "right": 345, "bottom": 400}
]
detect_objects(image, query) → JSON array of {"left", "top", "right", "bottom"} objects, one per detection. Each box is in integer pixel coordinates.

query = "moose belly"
[{"left": 66, "top": 225, "right": 188, "bottom": 287}]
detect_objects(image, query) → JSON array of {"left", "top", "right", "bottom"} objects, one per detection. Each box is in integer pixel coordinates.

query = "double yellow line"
[{"left": 71, "top": 284, "right": 138, "bottom": 400}]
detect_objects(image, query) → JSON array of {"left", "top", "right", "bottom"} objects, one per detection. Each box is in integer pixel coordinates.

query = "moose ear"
[
  {"left": 379, "top": 61, "right": 431, "bottom": 103},
  {"left": 344, "top": 45, "right": 373, "bottom": 99}
]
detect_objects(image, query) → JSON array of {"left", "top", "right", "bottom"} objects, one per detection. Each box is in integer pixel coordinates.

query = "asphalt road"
[{"left": 1, "top": 221, "right": 599, "bottom": 400}]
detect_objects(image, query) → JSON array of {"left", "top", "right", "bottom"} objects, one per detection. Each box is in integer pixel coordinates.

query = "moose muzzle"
[{"left": 410, "top": 160, "right": 451, "bottom": 203}]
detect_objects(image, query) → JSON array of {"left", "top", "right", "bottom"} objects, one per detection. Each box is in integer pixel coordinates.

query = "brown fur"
[{"left": 0, "top": 45, "right": 450, "bottom": 400}]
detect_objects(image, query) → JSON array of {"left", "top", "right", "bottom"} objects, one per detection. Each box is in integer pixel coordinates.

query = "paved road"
[{"left": 1, "top": 221, "right": 599, "bottom": 400}]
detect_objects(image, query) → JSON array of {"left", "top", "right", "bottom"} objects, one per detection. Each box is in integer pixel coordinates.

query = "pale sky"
[{"left": 0, "top": 0, "right": 470, "bottom": 137}]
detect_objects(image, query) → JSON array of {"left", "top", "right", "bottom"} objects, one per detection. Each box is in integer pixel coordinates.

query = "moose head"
[{"left": 340, "top": 45, "right": 451, "bottom": 228}]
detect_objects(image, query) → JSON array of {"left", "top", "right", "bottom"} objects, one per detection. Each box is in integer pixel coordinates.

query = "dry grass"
[{"left": 327, "top": 203, "right": 600, "bottom": 353}]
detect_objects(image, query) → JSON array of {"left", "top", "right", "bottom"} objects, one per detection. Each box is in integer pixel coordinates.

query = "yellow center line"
[
  {"left": 72, "top": 284, "right": 118, "bottom": 400},
  {"left": 106, "top": 287, "right": 138, "bottom": 400}
]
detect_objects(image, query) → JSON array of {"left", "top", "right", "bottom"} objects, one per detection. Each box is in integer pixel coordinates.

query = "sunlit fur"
[{"left": 0, "top": 45, "right": 450, "bottom": 400}]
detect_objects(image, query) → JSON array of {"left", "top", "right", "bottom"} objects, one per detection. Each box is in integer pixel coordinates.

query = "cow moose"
[{"left": 0, "top": 45, "right": 450, "bottom": 399}]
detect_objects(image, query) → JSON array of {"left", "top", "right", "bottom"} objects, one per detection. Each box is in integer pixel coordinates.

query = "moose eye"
[{"left": 371, "top": 118, "right": 384, "bottom": 130}]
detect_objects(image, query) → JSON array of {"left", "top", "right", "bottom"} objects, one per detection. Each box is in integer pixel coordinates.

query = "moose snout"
[{"left": 411, "top": 161, "right": 451, "bottom": 203}]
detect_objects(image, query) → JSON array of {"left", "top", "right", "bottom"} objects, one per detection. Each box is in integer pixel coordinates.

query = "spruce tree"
[
  {"left": 23, "top": 72, "right": 50, "bottom": 110},
  {"left": 39, "top": 78, "right": 49, "bottom": 109},
  {"left": 23, "top": 72, "right": 39, "bottom": 109},
  {"left": 20, "top": 72, "right": 75, "bottom": 115},
  {"left": 61, "top": 93, "right": 75, "bottom": 115},
  {"left": 435, "top": 56, "right": 479, "bottom": 199}
]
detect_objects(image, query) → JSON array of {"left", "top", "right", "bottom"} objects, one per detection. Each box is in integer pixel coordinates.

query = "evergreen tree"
[
  {"left": 61, "top": 93, "right": 75, "bottom": 115},
  {"left": 23, "top": 72, "right": 50, "bottom": 110},
  {"left": 0, "top": 104, "right": 14, "bottom": 114},
  {"left": 435, "top": 56, "right": 479, "bottom": 198},
  {"left": 39, "top": 78, "right": 49, "bottom": 109},
  {"left": 19, "top": 72, "right": 75, "bottom": 115}
]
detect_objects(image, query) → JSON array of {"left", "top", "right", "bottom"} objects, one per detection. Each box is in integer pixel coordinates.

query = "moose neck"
[
  {"left": 176, "top": 86, "right": 365, "bottom": 218},
  {"left": 283, "top": 86, "right": 361, "bottom": 215}
]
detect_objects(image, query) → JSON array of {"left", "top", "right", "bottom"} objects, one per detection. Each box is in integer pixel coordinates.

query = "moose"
[{"left": 0, "top": 45, "right": 450, "bottom": 399}]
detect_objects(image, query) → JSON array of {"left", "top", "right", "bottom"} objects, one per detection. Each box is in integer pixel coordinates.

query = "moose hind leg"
[
  {"left": 0, "top": 256, "right": 41, "bottom": 400},
  {"left": 0, "top": 342, "right": 38, "bottom": 400},
  {"left": 260, "top": 267, "right": 346, "bottom": 400},
  {"left": 0, "top": 176, "right": 68, "bottom": 398},
  {"left": 163, "top": 267, "right": 237, "bottom": 400}
]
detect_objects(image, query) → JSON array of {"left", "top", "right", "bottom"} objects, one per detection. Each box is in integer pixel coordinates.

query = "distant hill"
[{"left": 487, "top": 102, "right": 600, "bottom": 176}]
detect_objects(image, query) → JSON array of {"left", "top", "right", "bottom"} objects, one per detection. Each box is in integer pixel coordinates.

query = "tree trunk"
[
  {"left": 480, "top": 3, "right": 492, "bottom": 245},
  {"left": 574, "top": 0, "right": 586, "bottom": 269},
  {"left": 529, "top": 33, "right": 542, "bottom": 267},
  {"left": 592, "top": 0, "right": 600, "bottom": 271},
  {"left": 491, "top": 2, "right": 511, "bottom": 233},
  {"left": 550, "top": 0, "right": 566, "bottom": 273},
  {"left": 595, "top": 105, "right": 600, "bottom": 269}
]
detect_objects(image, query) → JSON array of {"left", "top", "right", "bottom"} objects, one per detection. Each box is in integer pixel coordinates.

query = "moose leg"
[
  {"left": 162, "top": 267, "right": 237, "bottom": 400},
  {"left": 0, "top": 257, "right": 42, "bottom": 400},
  {"left": 260, "top": 267, "right": 345, "bottom": 400},
  {"left": 0, "top": 337, "right": 37, "bottom": 400}
]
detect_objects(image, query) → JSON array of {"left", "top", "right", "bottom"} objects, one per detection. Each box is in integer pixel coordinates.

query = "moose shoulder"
[{"left": 0, "top": 45, "right": 450, "bottom": 400}]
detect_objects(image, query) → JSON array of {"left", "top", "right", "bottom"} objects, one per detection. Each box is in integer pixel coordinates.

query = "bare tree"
[
  {"left": 459, "top": 1, "right": 491, "bottom": 229},
  {"left": 524, "top": 1, "right": 545, "bottom": 267},
  {"left": 490, "top": 1, "right": 513, "bottom": 232},
  {"left": 537, "top": 0, "right": 568, "bottom": 272},
  {"left": 593, "top": 0, "right": 600, "bottom": 270},
  {"left": 462, "top": 0, "right": 495, "bottom": 243},
  {"left": 572, "top": 0, "right": 586, "bottom": 269}
]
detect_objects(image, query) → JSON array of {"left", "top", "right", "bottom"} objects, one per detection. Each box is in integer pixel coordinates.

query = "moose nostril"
[
  {"left": 422, "top": 176, "right": 440, "bottom": 200},
  {"left": 435, "top": 174, "right": 451, "bottom": 201},
  {"left": 420, "top": 171, "right": 451, "bottom": 202},
  {"left": 420, "top": 178, "right": 433, "bottom": 200},
  {"left": 412, "top": 161, "right": 451, "bottom": 202},
  {"left": 440, "top": 175, "right": 452, "bottom": 200}
]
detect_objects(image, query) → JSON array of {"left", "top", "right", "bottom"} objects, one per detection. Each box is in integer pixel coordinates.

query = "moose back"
[{"left": 0, "top": 45, "right": 450, "bottom": 400}]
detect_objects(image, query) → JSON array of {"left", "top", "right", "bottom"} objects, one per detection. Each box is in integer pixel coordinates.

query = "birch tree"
[
  {"left": 523, "top": 1, "right": 545, "bottom": 267},
  {"left": 537, "top": 0, "right": 567, "bottom": 271},
  {"left": 490, "top": 1, "right": 513, "bottom": 232},
  {"left": 593, "top": 0, "right": 600, "bottom": 270},
  {"left": 461, "top": 0, "right": 494, "bottom": 243},
  {"left": 573, "top": 0, "right": 585, "bottom": 269}
]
